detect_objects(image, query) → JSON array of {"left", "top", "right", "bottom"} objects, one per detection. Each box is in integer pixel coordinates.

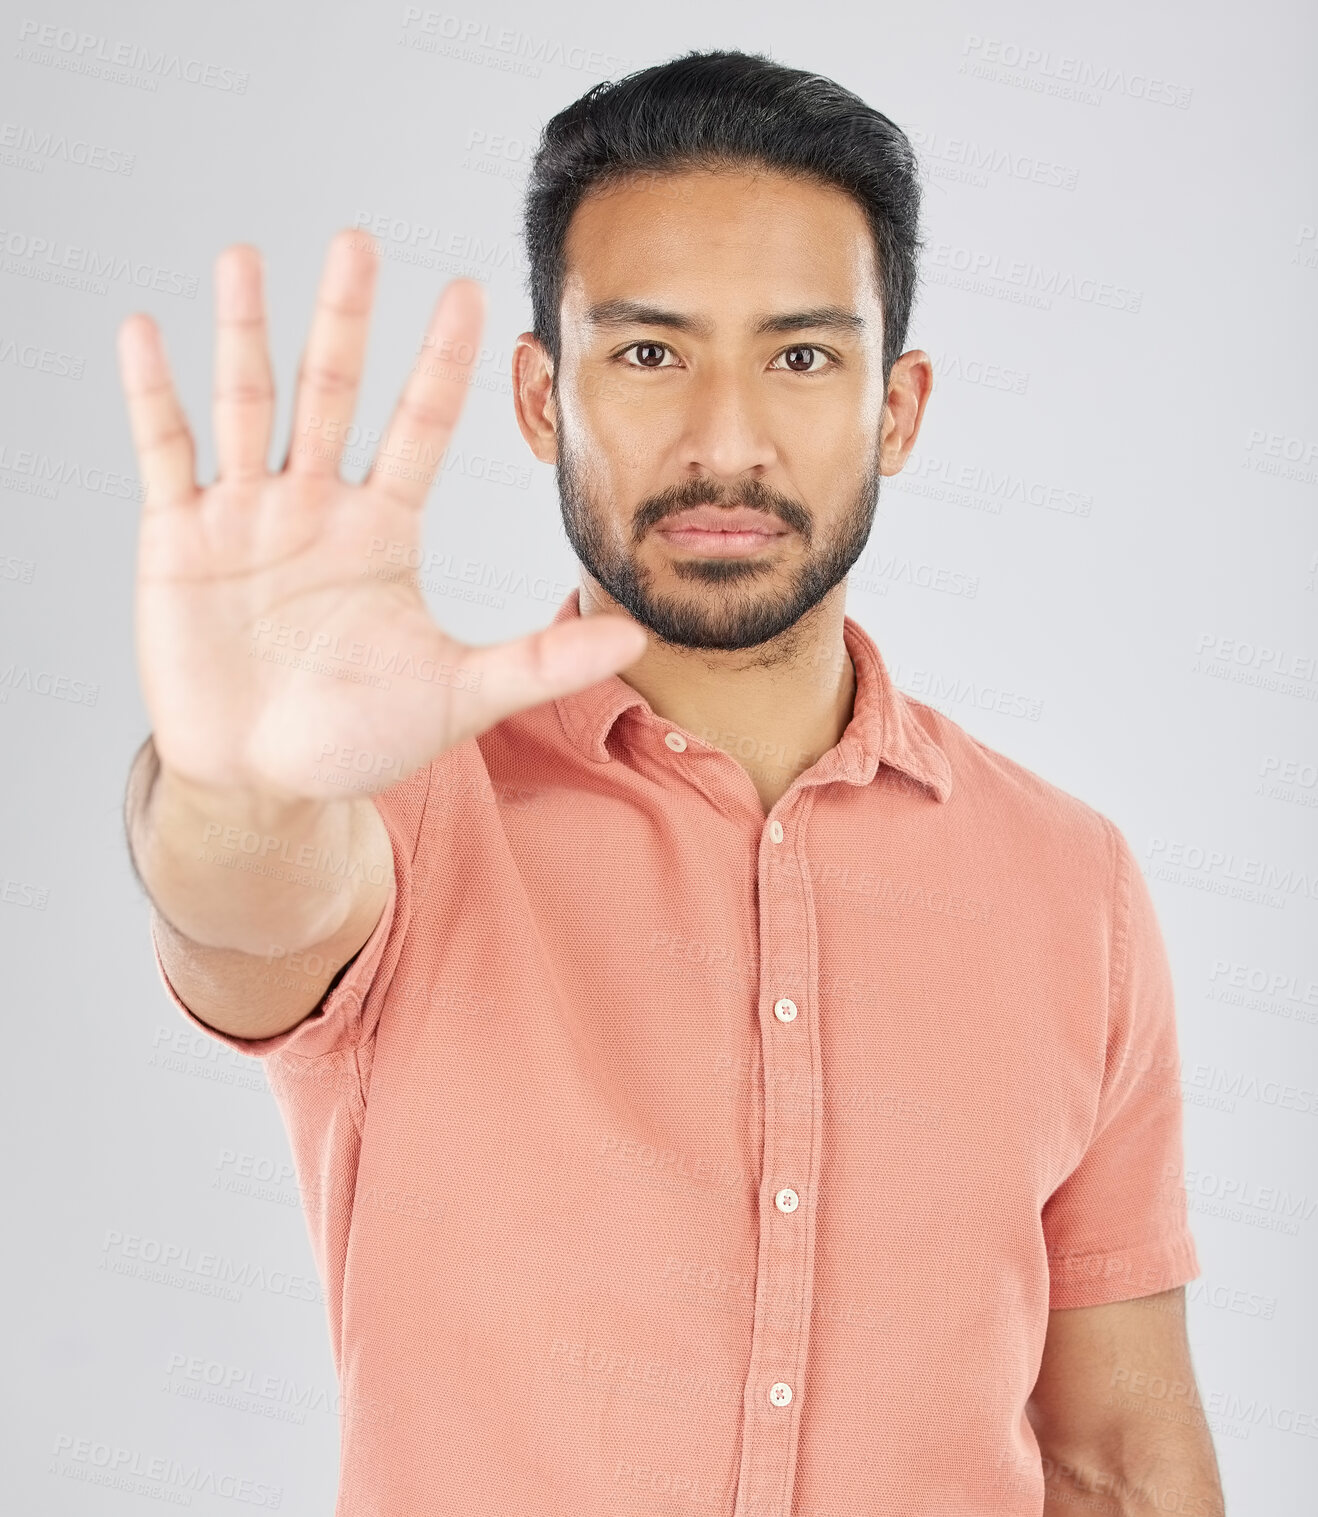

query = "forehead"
[{"left": 560, "top": 165, "right": 882, "bottom": 328}]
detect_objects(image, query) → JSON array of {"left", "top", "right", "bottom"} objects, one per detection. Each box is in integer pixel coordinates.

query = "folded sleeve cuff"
[
  {"left": 1048, "top": 1228, "right": 1201, "bottom": 1310},
  {"left": 149, "top": 879, "right": 398, "bottom": 1061}
]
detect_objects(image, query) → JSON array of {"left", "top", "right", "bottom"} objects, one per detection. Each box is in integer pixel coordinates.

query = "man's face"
[{"left": 543, "top": 165, "right": 893, "bottom": 651}]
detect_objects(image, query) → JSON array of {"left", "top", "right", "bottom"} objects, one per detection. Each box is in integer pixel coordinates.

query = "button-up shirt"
[{"left": 152, "top": 586, "right": 1200, "bottom": 1516}]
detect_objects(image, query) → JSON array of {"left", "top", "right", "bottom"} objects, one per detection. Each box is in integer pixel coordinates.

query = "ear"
[
  {"left": 878, "top": 349, "right": 934, "bottom": 475},
  {"left": 512, "top": 332, "right": 558, "bottom": 465}
]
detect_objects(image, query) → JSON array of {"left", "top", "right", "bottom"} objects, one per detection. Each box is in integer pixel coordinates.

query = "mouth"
[{"left": 652, "top": 506, "right": 790, "bottom": 558}]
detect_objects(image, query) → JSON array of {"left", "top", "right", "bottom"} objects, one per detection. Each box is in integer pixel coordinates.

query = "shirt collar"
[{"left": 550, "top": 588, "right": 953, "bottom": 803}]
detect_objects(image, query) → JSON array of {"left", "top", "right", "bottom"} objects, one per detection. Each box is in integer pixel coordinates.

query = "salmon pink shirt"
[{"left": 151, "top": 587, "right": 1200, "bottom": 1516}]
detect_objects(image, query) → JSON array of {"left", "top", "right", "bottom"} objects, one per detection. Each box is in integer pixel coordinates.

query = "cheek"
[
  {"left": 776, "top": 413, "right": 877, "bottom": 487},
  {"left": 772, "top": 380, "right": 879, "bottom": 441},
  {"left": 578, "top": 394, "right": 678, "bottom": 479}
]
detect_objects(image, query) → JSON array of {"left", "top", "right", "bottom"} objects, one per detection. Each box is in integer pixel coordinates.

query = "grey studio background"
[{"left": 2, "top": 0, "right": 1315, "bottom": 1511}]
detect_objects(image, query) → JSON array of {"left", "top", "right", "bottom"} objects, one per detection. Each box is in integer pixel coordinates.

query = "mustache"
[{"left": 630, "top": 478, "right": 813, "bottom": 542}]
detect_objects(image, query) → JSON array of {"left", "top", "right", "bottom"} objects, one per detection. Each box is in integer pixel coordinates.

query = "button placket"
[{"left": 731, "top": 795, "right": 823, "bottom": 1517}]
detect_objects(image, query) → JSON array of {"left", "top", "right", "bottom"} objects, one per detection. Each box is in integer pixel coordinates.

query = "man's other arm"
[{"left": 1027, "top": 1287, "right": 1225, "bottom": 1515}]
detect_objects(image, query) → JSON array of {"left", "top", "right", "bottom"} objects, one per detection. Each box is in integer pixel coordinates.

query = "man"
[{"left": 120, "top": 49, "right": 1224, "bottom": 1517}]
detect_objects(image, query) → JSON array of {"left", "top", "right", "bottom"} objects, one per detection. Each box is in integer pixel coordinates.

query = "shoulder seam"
[
  {"left": 346, "top": 762, "right": 431, "bottom": 1127},
  {"left": 411, "top": 756, "right": 437, "bottom": 866},
  {"left": 1105, "top": 816, "right": 1135, "bottom": 1044},
  {"left": 1071, "top": 814, "right": 1131, "bottom": 1161},
  {"left": 1098, "top": 815, "right": 1138, "bottom": 1136}
]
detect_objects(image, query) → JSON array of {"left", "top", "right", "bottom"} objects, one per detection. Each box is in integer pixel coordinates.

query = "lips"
[
  {"left": 652, "top": 505, "right": 792, "bottom": 559},
  {"left": 656, "top": 506, "right": 788, "bottom": 535}
]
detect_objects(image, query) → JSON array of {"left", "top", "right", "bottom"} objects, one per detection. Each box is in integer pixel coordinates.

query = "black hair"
[{"left": 522, "top": 48, "right": 923, "bottom": 381}]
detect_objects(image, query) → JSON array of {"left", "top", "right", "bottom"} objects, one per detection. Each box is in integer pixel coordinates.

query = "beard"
[{"left": 555, "top": 414, "right": 881, "bottom": 652}]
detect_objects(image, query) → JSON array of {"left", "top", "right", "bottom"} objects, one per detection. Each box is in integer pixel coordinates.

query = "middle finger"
[
  {"left": 213, "top": 244, "right": 275, "bottom": 482},
  {"left": 286, "top": 228, "right": 379, "bottom": 479}
]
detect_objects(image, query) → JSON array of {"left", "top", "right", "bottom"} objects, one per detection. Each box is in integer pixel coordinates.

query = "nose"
[{"left": 676, "top": 362, "right": 778, "bottom": 481}]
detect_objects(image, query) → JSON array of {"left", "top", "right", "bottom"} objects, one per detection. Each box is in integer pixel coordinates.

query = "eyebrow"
[{"left": 583, "top": 300, "right": 866, "bottom": 339}]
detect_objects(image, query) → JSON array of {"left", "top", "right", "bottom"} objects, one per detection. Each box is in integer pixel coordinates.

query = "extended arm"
[{"left": 117, "top": 230, "right": 646, "bottom": 1041}]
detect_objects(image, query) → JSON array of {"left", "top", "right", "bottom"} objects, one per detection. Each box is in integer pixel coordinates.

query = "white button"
[
  {"left": 775, "top": 1187, "right": 799, "bottom": 1213},
  {"left": 768, "top": 819, "right": 784, "bottom": 843},
  {"left": 664, "top": 731, "right": 687, "bottom": 752},
  {"left": 774, "top": 997, "right": 798, "bottom": 1023},
  {"left": 769, "top": 1381, "right": 793, "bottom": 1407}
]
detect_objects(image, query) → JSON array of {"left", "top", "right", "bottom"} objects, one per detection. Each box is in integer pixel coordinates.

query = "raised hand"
[{"left": 118, "top": 229, "right": 646, "bottom": 802}]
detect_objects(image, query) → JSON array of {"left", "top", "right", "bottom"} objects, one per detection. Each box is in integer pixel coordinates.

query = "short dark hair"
[{"left": 522, "top": 49, "right": 923, "bottom": 381}]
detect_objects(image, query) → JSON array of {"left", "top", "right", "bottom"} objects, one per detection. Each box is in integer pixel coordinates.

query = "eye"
[
  {"left": 769, "top": 345, "right": 835, "bottom": 374},
  {"left": 619, "top": 342, "right": 678, "bottom": 369}
]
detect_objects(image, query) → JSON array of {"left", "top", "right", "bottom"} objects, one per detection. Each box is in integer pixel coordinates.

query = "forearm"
[
  {"left": 1039, "top": 1434, "right": 1225, "bottom": 1516},
  {"left": 124, "top": 734, "right": 391, "bottom": 957}
]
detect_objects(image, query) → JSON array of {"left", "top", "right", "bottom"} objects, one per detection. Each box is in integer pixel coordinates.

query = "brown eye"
[
  {"left": 628, "top": 343, "right": 669, "bottom": 368},
  {"left": 769, "top": 345, "right": 834, "bottom": 374}
]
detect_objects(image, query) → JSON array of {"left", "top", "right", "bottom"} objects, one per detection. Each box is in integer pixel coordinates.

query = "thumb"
[{"left": 454, "top": 614, "right": 649, "bottom": 730}]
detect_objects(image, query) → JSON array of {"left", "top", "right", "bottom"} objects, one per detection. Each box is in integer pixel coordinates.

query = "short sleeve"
[
  {"left": 149, "top": 765, "right": 431, "bottom": 1063},
  {"left": 1041, "top": 818, "right": 1202, "bottom": 1309}
]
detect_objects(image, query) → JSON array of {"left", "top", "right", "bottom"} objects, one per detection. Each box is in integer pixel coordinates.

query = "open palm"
[{"left": 119, "top": 229, "right": 645, "bottom": 801}]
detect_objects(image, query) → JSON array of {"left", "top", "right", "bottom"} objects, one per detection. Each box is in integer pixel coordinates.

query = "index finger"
[{"left": 363, "top": 278, "right": 486, "bottom": 511}]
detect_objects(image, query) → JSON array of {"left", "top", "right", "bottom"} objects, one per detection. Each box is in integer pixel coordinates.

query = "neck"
[{"left": 577, "top": 575, "right": 856, "bottom": 815}]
